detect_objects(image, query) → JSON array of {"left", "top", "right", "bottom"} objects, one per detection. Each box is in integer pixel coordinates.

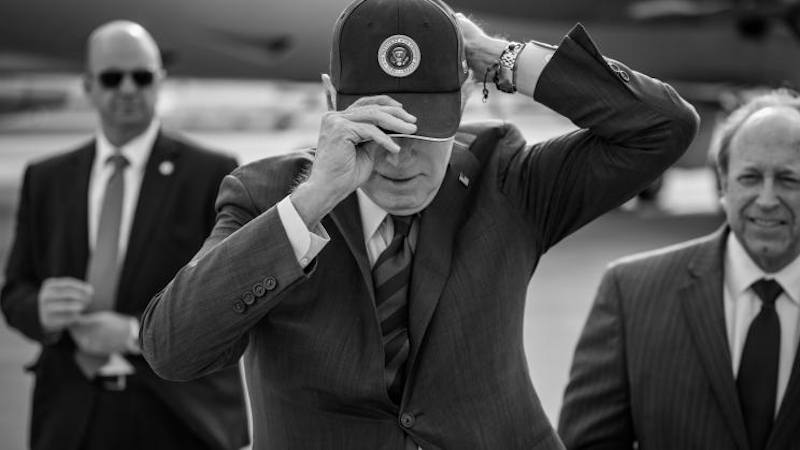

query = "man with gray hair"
[
  {"left": 1, "top": 20, "right": 248, "bottom": 450},
  {"left": 560, "top": 90, "right": 800, "bottom": 450}
]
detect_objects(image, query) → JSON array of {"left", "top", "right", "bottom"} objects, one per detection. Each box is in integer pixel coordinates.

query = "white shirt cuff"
[
  {"left": 516, "top": 41, "right": 556, "bottom": 98},
  {"left": 277, "top": 195, "right": 329, "bottom": 268}
]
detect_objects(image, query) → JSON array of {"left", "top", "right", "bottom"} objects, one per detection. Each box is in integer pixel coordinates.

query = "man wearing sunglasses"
[{"left": 1, "top": 20, "right": 248, "bottom": 450}]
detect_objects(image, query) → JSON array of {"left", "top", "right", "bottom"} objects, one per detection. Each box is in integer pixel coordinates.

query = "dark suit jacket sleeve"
[
  {"left": 499, "top": 25, "right": 699, "bottom": 254},
  {"left": 1, "top": 165, "right": 49, "bottom": 342},
  {"left": 141, "top": 154, "right": 313, "bottom": 381},
  {"left": 558, "top": 264, "right": 636, "bottom": 449}
]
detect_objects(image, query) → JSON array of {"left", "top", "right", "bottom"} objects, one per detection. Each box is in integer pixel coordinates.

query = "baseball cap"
[{"left": 330, "top": 0, "right": 468, "bottom": 141}]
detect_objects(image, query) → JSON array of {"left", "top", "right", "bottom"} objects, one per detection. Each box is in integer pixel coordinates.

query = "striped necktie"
[
  {"left": 372, "top": 214, "right": 414, "bottom": 404},
  {"left": 737, "top": 278, "right": 782, "bottom": 450},
  {"left": 75, "top": 152, "right": 129, "bottom": 377}
]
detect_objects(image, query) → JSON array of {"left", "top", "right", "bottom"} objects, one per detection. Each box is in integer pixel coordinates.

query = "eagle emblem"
[{"left": 378, "top": 35, "right": 420, "bottom": 77}]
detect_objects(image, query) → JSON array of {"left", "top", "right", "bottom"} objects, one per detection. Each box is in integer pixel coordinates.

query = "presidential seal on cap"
[
  {"left": 330, "top": 0, "right": 468, "bottom": 140},
  {"left": 378, "top": 35, "right": 420, "bottom": 78}
]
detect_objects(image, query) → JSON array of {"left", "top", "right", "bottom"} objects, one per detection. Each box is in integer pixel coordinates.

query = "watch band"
[{"left": 493, "top": 42, "right": 526, "bottom": 94}]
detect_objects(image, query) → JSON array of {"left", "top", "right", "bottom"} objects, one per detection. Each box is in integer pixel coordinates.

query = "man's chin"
[
  {"left": 372, "top": 194, "right": 430, "bottom": 216},
  {"left": 378, "top": 202, "right": 425, "bottom": 216},
  {"left": 365, "top": 182, "right": 438, "bottom": 215}
]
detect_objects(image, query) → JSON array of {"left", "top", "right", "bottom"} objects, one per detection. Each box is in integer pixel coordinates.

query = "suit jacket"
[
  {"left": 141, "top": 25, "right": 698, "bottom": 450},
  {"left": 1, "top": 130, "right": 249, "bottom": 450},
  {"left": 558, "top": 228, "right": 800, "bottom": 450}
]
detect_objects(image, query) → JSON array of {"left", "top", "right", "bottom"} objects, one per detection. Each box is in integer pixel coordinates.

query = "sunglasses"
[{"left": 96, "top": 70, "right": 157, "bottom": 89}]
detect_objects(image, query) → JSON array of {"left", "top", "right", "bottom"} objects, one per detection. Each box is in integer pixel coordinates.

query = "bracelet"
[{"left": 481, "top": 41, "right": 526, "bottom": 102}]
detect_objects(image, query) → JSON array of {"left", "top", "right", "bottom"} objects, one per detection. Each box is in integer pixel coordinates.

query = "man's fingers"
[
  {"left": 45, "top": 300, "right": 88, "bottom": 313},
  {"left": 352, "top": 123, "right": 401, "bottom": 154},
  {"left": 42, "top": 305, "right": 85, "bottom": 329},
  {"left": 344, "top": 97, "right": 417, "bottom": 124},
  {"left": 349, "top": 94, "right": 403, "bottom": 109},
  {"left": 41, "top": 282, "right": 93, "bottom": 303},
  {"left": 43, "top": 277, "right": 93, "bottom": 294},
  {"left": 342, "top": 107, "right": 417, "bottom": 137}
]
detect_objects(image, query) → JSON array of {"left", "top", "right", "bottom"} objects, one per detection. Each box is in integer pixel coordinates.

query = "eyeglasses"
[{"left": 96, "top": 70, "right": 157, "bottom": 89}]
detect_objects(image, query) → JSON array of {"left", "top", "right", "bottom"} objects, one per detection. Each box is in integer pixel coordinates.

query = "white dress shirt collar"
[
  {"left": 726, "top": 233, "right": 800, "bottom": 306},
  {"left": 95, "top": 119, "right": 160, "bottom": 174},
  {"left": 356, "top": 188, "right": 388, "bottom": 244}
]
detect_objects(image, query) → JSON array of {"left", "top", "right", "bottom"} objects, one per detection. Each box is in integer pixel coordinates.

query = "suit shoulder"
[
  {"left": 233, "top": 150, "right": 313, "bottom": 178},
  {"left": 608, "top": 233, "right": 715, "bottom": 275},
  {"left": 455, "top": 120, "right": 525, "bottom": 154},
  {"left": 227, "top": 150, "right": 314, "bottom": 203},
  {"left": 162, "top": 131, "right": 237, "bottom": 165},
  {"left": 26, "top": 140, "right": 92, "bottom": 173}
]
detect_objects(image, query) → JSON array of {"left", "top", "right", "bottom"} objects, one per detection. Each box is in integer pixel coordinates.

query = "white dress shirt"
[
  {"left": 724, "top": 233, "right": 800, "bottom": 415},
  {"left": 87, "top": 119, "right": 159, "bottom": 375},
  {"left": 89, "top": 120, "right": 158, "bottom": 258},
  {"left": 278, "top": 189, "right": 422, "bottom": 269}
]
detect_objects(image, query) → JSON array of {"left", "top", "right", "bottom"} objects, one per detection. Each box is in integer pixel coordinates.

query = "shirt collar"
[
  {"left": 95, "top": 119, "right": 160, "bottom": 173},
  {"left": 356, "top": 188, "right": 388, "bottom": 242},
  {"left": 726, "top": 232, "right": 800, "bottom": 305}
]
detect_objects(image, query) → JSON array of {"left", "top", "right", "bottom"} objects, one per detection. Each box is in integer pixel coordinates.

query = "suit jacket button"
[
  {"left": 253, "top": 283, "right": 266, "bottom": 297},
  {"left": 619, "top": 70, "right": 630, "bottom": 82},
  {"left": 233, "top": 301, "right": 246, "bottom": 313},
  {"left": 264, "top": 277, "right": 277, "bottom": 291},
  {"left": 242, "top": 292, "right": 256, "bottom": 305},
  {"left": 399, "top": 412, "right": 415, "bottom": 428}
]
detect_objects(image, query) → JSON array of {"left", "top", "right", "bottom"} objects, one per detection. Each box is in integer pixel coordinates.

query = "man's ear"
[{"left": 321, "top": 74, "right": 336, "bottom": 111}]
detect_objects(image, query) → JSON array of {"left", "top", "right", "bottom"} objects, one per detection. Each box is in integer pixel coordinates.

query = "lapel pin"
[
  {"left": 159, "top": 160, "right": 174, "bottom": 176},
  {"left": 458, "top": 172, "right": 469, "bottom": 187}
]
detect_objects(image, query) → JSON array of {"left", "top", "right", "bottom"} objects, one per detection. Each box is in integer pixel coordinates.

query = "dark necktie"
[
  {"left": 737, "top": 278, "right": 782, "bottom": 450},
  {"left": 372, "top": 215, "right": 414, "bottom": 404},
  {"left": 75, "top": 152, "right": 129, "bottom": 377}
]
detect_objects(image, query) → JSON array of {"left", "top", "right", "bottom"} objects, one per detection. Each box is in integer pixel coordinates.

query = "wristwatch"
[{"left": 494, "top": 42, "right": 525, "bottom": 94}]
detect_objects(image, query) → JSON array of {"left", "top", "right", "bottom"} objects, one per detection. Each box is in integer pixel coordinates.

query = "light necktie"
[
  {"left": 372, "top": 215, "right": 414, "bottom": 404},
  {"left": 86, "top": 152, "right": 128, "bottom": 312},
  {"left": 737, "top": 278, "right": 782, "bottom": 450},
  {"left": 75, "top": 152, "right": 129, "bottom": 377}
]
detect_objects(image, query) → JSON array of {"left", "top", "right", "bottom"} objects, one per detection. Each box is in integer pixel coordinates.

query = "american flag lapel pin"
[{"left": 458, "top": 172, "right": 469, "bottom": 187}]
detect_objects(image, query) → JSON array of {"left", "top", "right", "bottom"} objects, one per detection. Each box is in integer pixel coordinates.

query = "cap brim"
[{"left": 337, "top": 91, "right": 460, "bottom": 140}]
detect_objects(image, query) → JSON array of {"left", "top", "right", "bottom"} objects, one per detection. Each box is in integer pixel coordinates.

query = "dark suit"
[
  {"left": 141, "top": 26, "right": 698, "bottom": 449},
  {"left": 1, "top": 130, "right": 249, "bottom": 450},
  {"left": 559, "top": 228, "right": 800, "bottom": 450}
]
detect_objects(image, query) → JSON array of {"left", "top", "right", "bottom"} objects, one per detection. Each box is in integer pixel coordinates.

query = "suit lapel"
[
  {"left": 329, "top": 192, "right": 374, "bottom": 301},
  {"left": 327, "top": 144, "right": 476, "bottom": 400},
  {"left": 406, "top": 160, "right": 472, "bottom": 371},
  {"left": 64, "top": 142, "right": 95, "bottom": 278},
  {"left": 117, "top": 132, "right": 179, "bottom": 307},
  {"left": 679, "top": 228, "right": 749, "bottom": 450}
]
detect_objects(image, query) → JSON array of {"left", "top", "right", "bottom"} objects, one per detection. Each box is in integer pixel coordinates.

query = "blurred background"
[{"left": 2, "top": 0, "right": 799, "bottom": 448}]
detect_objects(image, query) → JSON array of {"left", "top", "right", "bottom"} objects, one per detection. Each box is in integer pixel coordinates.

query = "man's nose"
[
  {"left": 383, "top": 144, "right": 409, "bottom": 166},
  {"left": 755, "top": 179, "right": 780, "bottom": 208},
  {"left": 117, "top": 74, "right": 138, "bottom": 93}
]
